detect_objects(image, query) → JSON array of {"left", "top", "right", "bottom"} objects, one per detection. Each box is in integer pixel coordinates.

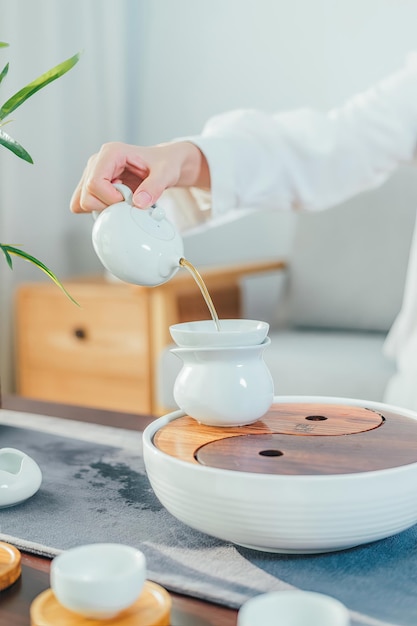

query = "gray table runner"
[{"left": 0, "top": 408, "right": 414, "bottom": 626}]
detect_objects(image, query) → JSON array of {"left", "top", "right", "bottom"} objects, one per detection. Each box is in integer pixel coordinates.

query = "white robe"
[{"left": 174, "top": 53, "right": 417, "bottom": 410}]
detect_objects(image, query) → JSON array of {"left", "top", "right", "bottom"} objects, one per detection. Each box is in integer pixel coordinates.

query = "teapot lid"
[{"left": 115, "top": 184, "right": 177, "bottom": 241}]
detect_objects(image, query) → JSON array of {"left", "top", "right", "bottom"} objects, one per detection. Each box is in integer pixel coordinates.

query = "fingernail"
[{"left": 133, "top": 191, "right": 152, "bottom": 208}]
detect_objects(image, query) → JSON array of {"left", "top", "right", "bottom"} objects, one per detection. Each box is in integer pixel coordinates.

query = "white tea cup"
[
  {"left": 238, "top": 590, "right": 350, "bottom": 626},
  {"left": 51, "top": 543, "right": 146, "bottom": 619}
]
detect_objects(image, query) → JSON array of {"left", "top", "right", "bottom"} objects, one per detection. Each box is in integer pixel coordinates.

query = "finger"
[
  {"left": 83, "top": 176, "right": 124, "bottom": 210},
  {"left": 70, "top": 167, "right": 91, "bottom": 213},
  {"left": 132, "top": 169, "right": 172, "bottom": 208},
  {"left": 70, "top": 184, "right": 84, "bottom": 214},
  {"left": 74, "top": 145, "right": 132, "bottom": 212},
  {"left": 70, "top": 155, "right": 125, "bottom": 214}
]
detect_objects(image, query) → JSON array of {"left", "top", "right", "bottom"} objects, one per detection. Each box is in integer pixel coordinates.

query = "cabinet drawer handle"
[{"left": 73, "top": 328, "right": 87, "bottom": 340}]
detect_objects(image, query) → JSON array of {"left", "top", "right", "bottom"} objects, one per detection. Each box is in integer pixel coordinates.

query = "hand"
[{"left": 70, "top": 141, "right": 209, "bottom": 213}]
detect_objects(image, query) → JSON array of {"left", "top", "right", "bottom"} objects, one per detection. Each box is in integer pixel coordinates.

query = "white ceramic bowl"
[
  {"left": 50, "top": 543, "right": 146, "bottom": 619},
  {"left": 238, "top": 591, "right": 350, "bottom": 626},
  {"left": 169, "top": 319, "right": 269, "bottom": 347},
  {"left": 0, "top": 448, "right": 42, "bottom": 508},
  {"left": 143, "top": 396, "right": 417, "bottom": 554}
]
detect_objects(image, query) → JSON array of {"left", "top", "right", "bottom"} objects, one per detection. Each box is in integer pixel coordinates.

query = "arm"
[
  {"left": 71, "top": 54, "right": 417, "bottom": 220},
  {"left": 188, "top": 53, "right": 417, "bottom": 220}
]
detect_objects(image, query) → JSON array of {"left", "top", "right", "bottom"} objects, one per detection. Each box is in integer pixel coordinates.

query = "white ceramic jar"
[{"left": 172, "top": 337, "right": 274, "bottom": 426}]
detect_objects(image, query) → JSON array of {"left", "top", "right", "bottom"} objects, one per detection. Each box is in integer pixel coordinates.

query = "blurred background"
[{"left": 1, "top": 0, "right": 417, "bottom": 407}]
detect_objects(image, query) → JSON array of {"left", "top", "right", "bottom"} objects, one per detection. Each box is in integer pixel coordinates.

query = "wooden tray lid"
[
  {"left": 154, "top": 402, "right": 417, "bottom": 475},
  {"left": 30, "top": 580, "right": 171, "bottom": 626},
  {"left": 0, "top": 541, "right": 21, "bottom": 591}
]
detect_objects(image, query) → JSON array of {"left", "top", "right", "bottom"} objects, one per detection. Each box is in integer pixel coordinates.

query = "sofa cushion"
[
  {"left": 265, "top": 329, "right": 395, "bottom": 402},
  {"left": 287, "top": 167, "right": 417, "bottom": 332}
]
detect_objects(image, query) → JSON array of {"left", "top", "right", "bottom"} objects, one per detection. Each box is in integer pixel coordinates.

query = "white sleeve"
[{"left": 187, "top": 53, "right": 417, "bottom": 219}]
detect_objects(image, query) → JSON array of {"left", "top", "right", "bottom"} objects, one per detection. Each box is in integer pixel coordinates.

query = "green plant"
[{"left": 0, "top": 42, "right": 80, "bottom": 303}]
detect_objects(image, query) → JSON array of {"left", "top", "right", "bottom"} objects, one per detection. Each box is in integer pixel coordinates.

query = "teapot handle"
[
  {"left": 92, "top": 183, "right": 133, "bottom": 221},
  {"left": 113, "top": 183, "right": 133, "bottom": 204}
]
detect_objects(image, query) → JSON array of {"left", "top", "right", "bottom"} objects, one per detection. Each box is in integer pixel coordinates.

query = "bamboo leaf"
[
  {"left": 0, "top": 244, "right": 13, "bottom": 269},
  {"left": 0, "top": 42, "right": 9, "bottom": 48},
  {"left": 0, "top": 62, "right": 9, "bottom": 86},
  {"left": 0, "top": 51, "right": 81, "bottom": 121},
  {"left": 0, "top": 127, "right": 33, "bottom": 162},
  {"left": 1, "top": 245, "right": 79, "bottom": 305}
]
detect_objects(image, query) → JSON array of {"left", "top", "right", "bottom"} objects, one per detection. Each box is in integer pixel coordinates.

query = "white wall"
[
  {"left": 136, "top": 0, "right": 417, "bottom": 142},
  {"left": 2, "top": 0, "right": 417, "bottom": 392}
]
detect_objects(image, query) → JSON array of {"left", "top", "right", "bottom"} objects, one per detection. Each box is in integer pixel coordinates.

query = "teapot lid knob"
[{"left": 150, "top": 205, "right": 166, "bottom": 221}]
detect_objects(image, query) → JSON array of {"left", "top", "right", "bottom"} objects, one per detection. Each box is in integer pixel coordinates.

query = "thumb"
[{"left": 133, "top": 174, "right": 167, "bottom": 208}]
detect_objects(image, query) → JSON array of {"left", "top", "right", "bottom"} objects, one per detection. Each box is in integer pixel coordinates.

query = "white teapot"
[{"left": 92, "top": 183, "right": 184, "bottom": 286}]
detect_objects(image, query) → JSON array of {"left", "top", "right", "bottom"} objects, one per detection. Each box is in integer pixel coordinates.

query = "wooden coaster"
[
  {"left": 0, "top": 541, "right": 21, "bottom": 590},
  {"left": 30, "top": 580, "right": 171, "bottom": 626},
  {"left": 154, "top": 401, "right": 417, "bottom": 474}
]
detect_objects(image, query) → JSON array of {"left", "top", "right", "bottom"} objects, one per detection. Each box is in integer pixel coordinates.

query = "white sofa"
[{"left": 157, "top": 166, "right": 417, "bottom": 412}]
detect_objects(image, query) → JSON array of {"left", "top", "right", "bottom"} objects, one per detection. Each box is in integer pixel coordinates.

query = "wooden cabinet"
[
  {"left": 15, "top": 260, "right": 284, "bottom": 416},
  {"left": 15, "top": 278, "right": 151, "bottom": 414}
]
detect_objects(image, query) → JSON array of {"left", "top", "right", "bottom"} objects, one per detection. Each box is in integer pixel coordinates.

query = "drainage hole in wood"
[
  {"left": 259, "top": 449, "right": 284, "bottom": 457},
  {"left": 305, "top": 415, "right": 328, "bottom": 421}
]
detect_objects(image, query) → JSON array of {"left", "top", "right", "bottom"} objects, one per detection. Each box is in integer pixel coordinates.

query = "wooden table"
[{"left": 0, "top": 395, "right": 238, "bottom": 626}]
